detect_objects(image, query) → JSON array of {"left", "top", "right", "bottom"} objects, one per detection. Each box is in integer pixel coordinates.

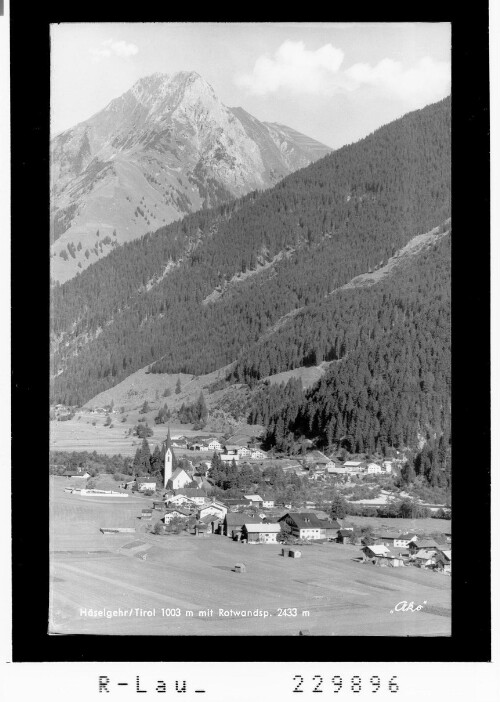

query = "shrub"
[{"left": 152, "top": 521, "right": 163, "bottom": 535}]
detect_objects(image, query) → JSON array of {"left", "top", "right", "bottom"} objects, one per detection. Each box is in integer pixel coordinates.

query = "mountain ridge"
[
  {"left": 51, "top": 96, "right": 451, "bottom": 414},
  {"left": 50, "top": 71, "right": 332, "bottom": 283}
]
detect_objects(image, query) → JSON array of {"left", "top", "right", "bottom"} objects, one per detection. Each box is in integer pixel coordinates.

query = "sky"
[{"left": 51, "top": 22, "right": 451, "bottom": 149}]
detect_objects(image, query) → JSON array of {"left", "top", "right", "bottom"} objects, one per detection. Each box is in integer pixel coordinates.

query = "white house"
[
  {"left": 343, "top": 461, "right": 364, "bottom": 472},
  {"left": 251, "top": 449, "right": 267, "bottom": 459},
  {"left": 260, "top": 493, "right": 275, "bottom": 508},
  {"left": 414, "top": 549, "right": 437, "bottom": 568},
  {"left": 207, "top": 438, "right": 223, "bottom": 451},
  {"left": 162, "top": 508, "right": 191, "bottom": 524},
  {"left": 135, "top": 476, "right": 157, "bottom": 492},
  {"left": 198, "top": 502, "right": 227, "bottom": 520},
  {"left": 393, "top": 533, "right": 418, "bottom": 548},
  {"left": 63, "top": 471, "right": 91, "bottom": 479},
  {"left": 220, "top": 453, "right": 239, "bottom": 463},
  {"left": 278, "top": 513, "right": 325, "bottom": 540},
  {"left": 237, "top": 446, "right": 252, "bottom": 458},
  {"left": 382, "top": 461, "right": 393, "bottom": 473},
  {"left": 166, "top": 494, "right": 196, "bottom": 508},
  {"left": 244, "top": 494, "right": 263, "bottom": 505},
  {"left": 167, "top": 468, "right": 192, "bottom": 491},
  {"left": 173, "top": 488, "right": 208, "bottom": 506},
  {"left": 367, "top": 463, "right": 383, "bottom": 474},
  {"left": 243, "top": 523, "right": 280, "bottom": 544},
  {"left": 362, "top": 544, "right": 390, "bottom": 560}
]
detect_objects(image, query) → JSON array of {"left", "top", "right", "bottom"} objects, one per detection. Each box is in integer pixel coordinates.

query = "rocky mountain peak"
[{"left": 51, "top": 72, "right": 332, "bottom": 283}]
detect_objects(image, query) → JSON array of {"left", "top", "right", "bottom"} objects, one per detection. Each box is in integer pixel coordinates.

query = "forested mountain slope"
[
  {"left": 248, "top": 230, "right": 451, "bottom": 466},
  {"left": 51, "top": 96, "right": 451, "bottom": 408}
]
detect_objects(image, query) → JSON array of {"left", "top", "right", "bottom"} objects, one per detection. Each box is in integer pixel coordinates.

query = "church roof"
[{"left": 163, "top": 427, "right": 173, "bottom": 450}]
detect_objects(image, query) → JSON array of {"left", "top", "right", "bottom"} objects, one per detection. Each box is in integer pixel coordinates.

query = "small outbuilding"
[{"left": 234, "top": 563, "right": 246, "bottom": 573}]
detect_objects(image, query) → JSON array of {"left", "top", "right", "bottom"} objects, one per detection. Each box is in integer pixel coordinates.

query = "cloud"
[
  {"left": 346, "top": 56, "right": 450, "bottom": 103},
  {"left": 236, "top": 41, "right": 450, "bottom": 105},
  {"left": 89, "top": 38, "right": 139, "bottom": 62},
  {"left": 235, "top": 40, "right": 348, "bottom": 96}
]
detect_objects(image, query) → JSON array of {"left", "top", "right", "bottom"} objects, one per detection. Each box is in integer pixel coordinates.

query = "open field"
[
  {"left": 344, "top": 515, "right": 451, "bottom": 535},
  {"left": 50, "top": 477, "right": 451, "bottom": 636},
  {"left": 50, "top": 416, "right": 262, "bottom": 458}
]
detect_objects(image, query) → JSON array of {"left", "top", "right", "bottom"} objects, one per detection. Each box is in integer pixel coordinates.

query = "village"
[{"left": 59, "top": 429, "right": 451, "bottom": 575}]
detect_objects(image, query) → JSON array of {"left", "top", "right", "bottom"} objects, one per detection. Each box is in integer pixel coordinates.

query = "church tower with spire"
[{"left": 164, "top": 427, "right": 174, "bottom": 489}]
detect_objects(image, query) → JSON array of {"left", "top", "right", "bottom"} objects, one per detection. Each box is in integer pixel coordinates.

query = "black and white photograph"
[{"left": 47, "top": 21, "right": 455, "bottom": 638}]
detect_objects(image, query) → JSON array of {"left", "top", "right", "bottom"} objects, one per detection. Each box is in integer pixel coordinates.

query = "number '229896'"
[{"left": 292, "top": 675, "right": 399, "bottom": 693}]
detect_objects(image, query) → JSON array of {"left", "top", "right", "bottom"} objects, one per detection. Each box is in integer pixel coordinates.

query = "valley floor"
[{"left": 49, "top": 478, "right": 450, "bottom": 637}]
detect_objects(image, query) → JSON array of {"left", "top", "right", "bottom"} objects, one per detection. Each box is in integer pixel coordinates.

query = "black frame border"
[{"left": 11, "top": 2, "right": 490, "bottom": 662}]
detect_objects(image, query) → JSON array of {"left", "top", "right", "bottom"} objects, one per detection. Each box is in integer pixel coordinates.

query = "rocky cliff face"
[{"left": 51, "top": 71, "right": 332, "bottom": 283}]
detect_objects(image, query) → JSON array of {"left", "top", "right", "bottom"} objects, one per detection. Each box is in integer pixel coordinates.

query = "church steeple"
[
  {"left": 165, "top": 426, "right": 172, "bottom": 451},
  {"left": 163, "top": 427, "right": 174, "bottom": 489}
]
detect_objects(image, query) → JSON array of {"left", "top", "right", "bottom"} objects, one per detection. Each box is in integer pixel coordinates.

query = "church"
[{"left": 163, "top": 427, "right": 175, "bottom": 489}]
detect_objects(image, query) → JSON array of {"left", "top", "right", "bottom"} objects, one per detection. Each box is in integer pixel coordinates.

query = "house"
[
  {"left": 162, "top": 508, "right": 191, "bottom": 524},
  {"left": 373, "top": 531, "right": 405, "bottom": 547},
  {"left": 251, "top": 449, "right": 267, "bottom": 459},
  {"left": 435, "top": 549, "right": 452, "bottom": 573},
  {"left": 362, "top": 544, "right": 390, "bottom": 563},
  {"left": 135, "top": 476, "right": 157, "bottom": 492},
  {"left": 61, "top": 470, "right": 91, "bottom": 479},
  {"left": 408, "top": 539, "right": 440, "bottom": 557},
  {"left": 319, "top": 520, "right": 341, "bottom": 539},
  {"left": 237, "top": 446, "right": 252, "bottom": 458},
  {"left": 278, "top": 512, "right": 325, "bottom": 540},
  {"left": 141, "top": 509, "right": 153, "bottom": 520},
  {"left": 260, "top": 493, "right": 275, "bottom": 508},
  {"left": 394, "top": 533, "right": 418, "bottom": 548},
  {"left": 223, "top": 497, "right": 253, "bottom": 509},
  {"left": 173, "top": 488, "right": 207, "bottom": 505},
  {"left": 207, "top": 438, "right": 223, "bottom": 452},
  {"left": 171, "top": 437, "right": 188, "bottom": 449},
  {"left": 244, "top": 494, "right": 264, "bottom": 507},
  {"left": 166, "top": 468, "right": 192, "bottom": 491},
  {"left": 223, "top": 512, "right": 262, "bottom": 538},
  {"left": 382, "top": 461, "right": 393, "bottom": 473},
  {"left": 343, "top": 461, "right": 365, "bottom": 472},
  {"left": 220, "top": 453, "right": 240, "bottom": 463},
  {"left": 166, "top": 493, "right": 196, "bottom": 508},
  {"left": 198, "top": 502, "right": 227, "bottom": 520},
  {"left": 242, "top": 523, "right": 280, "bottom": 544},
  {"left": 367, "top": 463, "right": 383, "bottom": 474},
  {"left": 413, "top": 549, "right": 437, "bottom": 568},
  {"left": 224, "top": 444, "right": 241, "bottom": 455},
  {"left": 153, "top": 501, "right": 166, "bottom": 511}
]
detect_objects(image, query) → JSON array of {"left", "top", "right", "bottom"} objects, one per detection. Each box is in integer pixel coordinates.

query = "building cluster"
[
  {"left": 361, "top": 531, "right": 452, "bottom": 573},
  {"left": 170, "top": 434, "right": 267, "bottom": 461}
]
